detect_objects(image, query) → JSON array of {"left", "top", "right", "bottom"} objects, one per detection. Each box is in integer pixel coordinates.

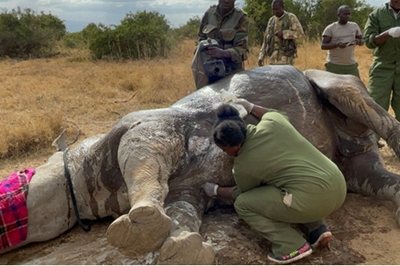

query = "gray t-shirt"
[{"left": 322, "top": 21, "right": 362, "bottom": 65}]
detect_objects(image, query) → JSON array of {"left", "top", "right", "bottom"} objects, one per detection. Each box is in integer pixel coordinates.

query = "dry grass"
[{"left": 0, "top": 40, "right": 373, "bottom": 163}]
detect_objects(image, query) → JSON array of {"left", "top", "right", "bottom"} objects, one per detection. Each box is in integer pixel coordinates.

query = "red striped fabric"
[{"left": 0, "top": 168, "right": 35, "bottom": 249}]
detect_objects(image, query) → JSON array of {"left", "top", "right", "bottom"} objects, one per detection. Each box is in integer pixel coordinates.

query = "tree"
[
  {"left": 116, "top": 11, "right": 172, "bottom": 59},
  {"left": 0, "top": 7, "right": 66, "bottom": 58},
  {"left": 87, "top": 24, "right": 116, "bottom": 59},
  {"left": 174, "top": 16, "right": 201, "bottom": 39},
  {"left": 243, "top": 0, "right": 273, "bottom": 45},
  {"left": 86, "top": 11, "right": 174, "bottom": 60}
]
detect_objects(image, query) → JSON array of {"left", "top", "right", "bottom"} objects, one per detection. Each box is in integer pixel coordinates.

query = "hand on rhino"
[
  {"left": 235, "top": 98, "right": 254, "bottom": 114},
  {"left": 203, "top": 182, "right": 219, "bottom": 197}
]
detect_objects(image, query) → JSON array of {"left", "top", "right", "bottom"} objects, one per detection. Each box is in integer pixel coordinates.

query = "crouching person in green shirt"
[{"left": 204, "top": 100, "right": 347, "bottom": 264}]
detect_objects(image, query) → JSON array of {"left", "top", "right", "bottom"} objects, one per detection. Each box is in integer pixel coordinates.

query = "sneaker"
[
  {"left": 309, "top": 224, "right": 332, "bottom": 249},
  {"left": 267, "top": 242, "right": 312, "bottom": 265}
]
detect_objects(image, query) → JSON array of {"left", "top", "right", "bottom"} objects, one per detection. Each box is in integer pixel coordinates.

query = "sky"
[{"left": 0, "top": 0, "right": 387, "bottom": 33}]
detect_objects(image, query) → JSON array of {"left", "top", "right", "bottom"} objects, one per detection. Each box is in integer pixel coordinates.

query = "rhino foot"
[
  {"left": 106, "top": 200, "right": 172, "bottom": 256},
  {"left": 396, "top": 207, "right": 400, "bottom": 227},
  {"left": 157, "top": 231, "right": 215, "bottom": 265}
]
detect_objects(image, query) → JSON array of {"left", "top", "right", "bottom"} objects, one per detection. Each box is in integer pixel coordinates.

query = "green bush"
[
  {"left": 86, "top": 11, "right": 174, "bottom": 60},
  {"left": 88, "top": 24, "right": 116, "bottom": 59},
  {"left": 63, "top": 32, "right": 87, "bottom": 49},
  {"left": 0, "top": 7, "right": 66, "bottom": 58},
  {"left": 173, "top": 16, "right": 201, "bottom": 39}
]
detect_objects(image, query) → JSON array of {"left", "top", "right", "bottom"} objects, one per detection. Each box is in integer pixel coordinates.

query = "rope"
[{"left": 63, "top": 149, "right": 92, "bottom": 232}]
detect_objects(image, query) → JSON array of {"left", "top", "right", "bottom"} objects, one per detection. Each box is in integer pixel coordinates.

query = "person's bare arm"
[
  {"left": 321, "top": 35, "right": 347, "bottom": 49},
  {"left": 373, "top": 30, "right": 391, "bottom": 45},
  {"left": 249, "top": 104, "right": 268, "bottom": 120},
  {"left": 203, "top": 183, "right": 235, "bottom": 204},
  {"left": 356, "top": 34, "right": 365, "bottom": 46},
  {"left": 217, "top": 186, "right": 235, "bottom": 204},
  {"left": 235, "top": 98, "right": 268, "bottom": 120}
]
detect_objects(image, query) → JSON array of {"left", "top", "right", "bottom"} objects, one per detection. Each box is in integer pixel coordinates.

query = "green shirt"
[
  {"left": 231, "top": 111, "right": 343, "bottom": 199},
  {"left": 364, "top": 3, "right": 400, "bottom": 62}
]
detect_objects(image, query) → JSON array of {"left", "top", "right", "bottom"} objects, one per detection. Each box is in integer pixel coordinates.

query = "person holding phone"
[{"left": 321, "top": 5, "right": 364, "bottom": 78}]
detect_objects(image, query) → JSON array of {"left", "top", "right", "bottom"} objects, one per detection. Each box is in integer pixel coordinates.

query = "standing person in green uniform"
[
  {"left": 258, "top": 0, "right": 304, "bottom": 66},
  {"left": 321, "top": 5, "right": 364, "bottom": 78},
  {"left": 364, "top": 0, "right": 400, "bottom": 121},
  {"left": 197, "top": 0, "right": 249, "bottom": 77},
  {"left": 204, "top": 101, "right": 347, "bottom": 264}
]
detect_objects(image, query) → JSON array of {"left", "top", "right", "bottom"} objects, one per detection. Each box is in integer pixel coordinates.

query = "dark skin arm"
[
  {"left": 355, "top": 34, "right": 365, "bottom": 45},
  {"left": 250, "top": 104, "right": 268, "bottom": 120},
  {"left": 373, "top": 30, "right": 391, "bottom": 45},
  {"left": 321, "top": 35, "right": 349, "bottom": 49},
  {"left": 207, "top": 46, "right": 231, "bottom": 59},
  {"left": 201, "top": 14, "right": 248, "bottom": 61},
  {"left": 216, "top": 186, "right": 235, "bottom": 204},
  {"left": 321, "top": 34, "right": 364, "bottom": 50}
]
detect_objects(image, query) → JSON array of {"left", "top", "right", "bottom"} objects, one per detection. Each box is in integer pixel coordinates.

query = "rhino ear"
[{"left": 52, "top": 129, "right": 68, "bottom": 151}]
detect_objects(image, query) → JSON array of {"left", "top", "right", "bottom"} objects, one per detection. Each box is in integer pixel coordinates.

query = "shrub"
[
  {"left": 0, "top": 7, "right": 66, "bottom": 58},
  {"left": 174, "top": 16, "right": 201, "bottom": 39},
  {"left": 63, "top": 32, "right": 87, "bottom": 49},
  {"left": 87, "top": 11, "right": 174, "bottom": 60}
]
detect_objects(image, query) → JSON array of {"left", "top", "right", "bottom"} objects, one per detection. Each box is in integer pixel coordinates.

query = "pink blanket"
[{"left": 0, "top": 168, "right": 35, "bottom": 250}]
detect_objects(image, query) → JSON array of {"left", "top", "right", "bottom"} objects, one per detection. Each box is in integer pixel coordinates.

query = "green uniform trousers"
[
  {"left": 368, "top": 60, "right": 400, "bottom": 121},
  {"left": 325, "top": 62, "right": 360, "bottom": 78},
  {"left": 234, "top": 182, "right": 346, "bottom": 257}
]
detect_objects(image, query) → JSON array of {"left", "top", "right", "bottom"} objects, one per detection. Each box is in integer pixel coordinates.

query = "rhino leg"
[
  {"left": 105, "top": 156, "right": 173, "bottom": 255},
  {"left": 106, "top": 129, "right": 186, "bottom": 256},
  {"left": 305, "top": 70, "right": 400, "bottom": 225},
  {"left": 157, "top": 198, "right": 215, "bottom": 264},
  {"left": 327, "top": 85, "right": 400, "bottom": 157},
  {"left": 339, "top": 147, "right": 400, "bottom": 226},
  {"left": 305, "top": 70, "right": 400, "bottom": 157}
]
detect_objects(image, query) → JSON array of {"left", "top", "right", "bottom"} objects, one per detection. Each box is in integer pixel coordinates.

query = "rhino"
[{"left": 1, "top": 65, "right": 400, "bottom": 265}]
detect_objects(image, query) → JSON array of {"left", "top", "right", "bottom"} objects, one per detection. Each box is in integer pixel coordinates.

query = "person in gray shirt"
[{"left": 321, "top": 5, "right": 364, "bottom": 78}]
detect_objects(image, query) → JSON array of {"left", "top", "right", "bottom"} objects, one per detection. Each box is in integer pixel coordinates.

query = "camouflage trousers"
[{"left": 268, "top": 49, "right": 294, "bottom": 65}]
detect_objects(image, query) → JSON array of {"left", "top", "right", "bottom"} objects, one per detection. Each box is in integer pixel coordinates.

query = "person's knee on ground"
[{"left": 234, "top": 192, "right": 307, "bottom": 257}]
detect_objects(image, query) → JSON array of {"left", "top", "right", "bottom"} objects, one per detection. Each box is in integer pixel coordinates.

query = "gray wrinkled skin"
[{"left": 2, "top": 65, "right": 400, "bottom": 265}]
